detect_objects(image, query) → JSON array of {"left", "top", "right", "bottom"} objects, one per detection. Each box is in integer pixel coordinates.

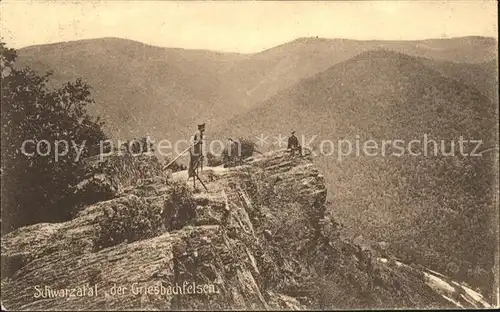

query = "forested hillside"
[{"left": 219, "top": 50, "right": 498, "bottom": 297}]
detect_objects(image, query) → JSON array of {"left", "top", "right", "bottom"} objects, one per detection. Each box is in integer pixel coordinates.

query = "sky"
[{"left": 1, "top": 0, "right": 498, "bottom": 53}]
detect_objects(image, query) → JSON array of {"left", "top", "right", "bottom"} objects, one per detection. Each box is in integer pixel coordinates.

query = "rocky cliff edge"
[{"left": 0, "top": 149, "right": 492, "bottom": 310}]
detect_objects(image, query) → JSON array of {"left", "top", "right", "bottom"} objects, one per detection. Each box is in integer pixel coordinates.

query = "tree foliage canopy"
[{"left": 1, "top": 42, "right": 107, "bottom": 233}]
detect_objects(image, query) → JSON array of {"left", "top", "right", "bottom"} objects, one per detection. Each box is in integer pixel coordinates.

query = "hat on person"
[{"left": 291, "top": 130, "right": 296, "bottom": 134}]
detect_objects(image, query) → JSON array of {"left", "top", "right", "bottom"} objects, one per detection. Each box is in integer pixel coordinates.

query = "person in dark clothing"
[
  {"left": 287, "top": 131, "right": 302, "bottom": 156},
  {"left": 226, "top": 138, "right": 244, "bottom": 166},
  {"left": 188, "top": 123, "right": 205, "bottom": 178}
]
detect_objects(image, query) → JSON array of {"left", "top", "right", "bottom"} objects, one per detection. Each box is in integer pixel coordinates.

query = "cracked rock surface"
[{"left": 0, "top": 149, "right": 490, "bottom": 310}]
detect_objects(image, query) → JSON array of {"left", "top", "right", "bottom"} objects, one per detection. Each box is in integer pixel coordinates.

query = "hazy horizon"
[
  {"left": 9, "top": 34, "right": 498, "bottom": 54},
  {"left": 1, "top": 0, "right": 497, "bottom": 53}
]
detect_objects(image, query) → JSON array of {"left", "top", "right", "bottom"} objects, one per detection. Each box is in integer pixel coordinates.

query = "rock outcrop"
[
  {"left": 0, "top": 149, "right": 492, "bottom": 310},
  {"left": 72, "top": 151, "right": 167, "bottom": 205}
]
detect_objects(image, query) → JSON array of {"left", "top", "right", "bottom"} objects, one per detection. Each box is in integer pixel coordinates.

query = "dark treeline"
[{"left": 1, "top": 43, "right": 107, "bottom": 233}]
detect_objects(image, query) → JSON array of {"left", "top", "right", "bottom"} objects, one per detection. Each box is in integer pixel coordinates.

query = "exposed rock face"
[
  {"left": 72, "top": 151, "right": 166, "bottom": 206},
  {"left": 0, "top": 149, "right": 492, "bottom": 310}
]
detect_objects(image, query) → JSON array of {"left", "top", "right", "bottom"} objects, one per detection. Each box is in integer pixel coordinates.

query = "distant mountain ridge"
[
  {"left": 15, "top": 36, "right": 497, "bottom": 143},
  {"left": 219, "top": 48, "right": 496, "bottom": 141}
]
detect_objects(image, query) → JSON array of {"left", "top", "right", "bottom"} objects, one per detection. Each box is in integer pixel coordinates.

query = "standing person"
[
  {"left": 225, "top": 138, "right": 242, "bottom": 167},
  {"left": 287, "top": 130, "right": 302, "bottom": 156},
  {"left": 188, "top": 122, "right": 205, "bottom": 178},
  {"left": 223, "top": 138, "right": 235, "bottom": 167}
]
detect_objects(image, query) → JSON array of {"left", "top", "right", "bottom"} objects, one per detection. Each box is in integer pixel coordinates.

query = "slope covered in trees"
[
  {"left": 1, "top": 149, "right": 492, "bottom": 310},
  {"left": 219, "top": 50, "right": 498, "bottom": 297},
  {"left": 16, "top": 37, "right": 496, "bottom": 143}
]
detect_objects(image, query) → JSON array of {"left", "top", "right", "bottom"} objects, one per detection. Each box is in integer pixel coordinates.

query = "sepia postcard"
[{"left": 1, "top": 0, "right": 498, "bottom": 310}]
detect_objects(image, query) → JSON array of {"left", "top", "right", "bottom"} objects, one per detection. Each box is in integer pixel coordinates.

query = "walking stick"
[
  {"left": 195, "top": 172, "right": 208, "bottom": 191},
  {"left": 190, "top": 158, "right": 208, "bottom": 191},
  {"left": 194, "top": 158, "right": 197, "bottom": 189},
  {"left": 165, "top": 138, "right": 208, "bottom": 191},
  {"left": 163, "top": 142, "right": 197, "bottom": 170}
]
